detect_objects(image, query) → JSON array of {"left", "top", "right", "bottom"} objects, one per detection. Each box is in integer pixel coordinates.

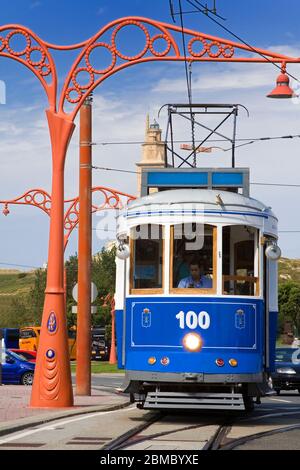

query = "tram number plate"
[{"left": 176, "top": 310, "right": 210, "bottom": 330}]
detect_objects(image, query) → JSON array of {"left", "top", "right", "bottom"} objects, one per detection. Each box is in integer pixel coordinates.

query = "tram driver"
[{"left": 177, "top": 258, "right": 212, "bottom": 289}]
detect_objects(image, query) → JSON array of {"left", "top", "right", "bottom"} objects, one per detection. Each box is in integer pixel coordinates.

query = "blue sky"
[{"left": 1, "top": 0, "right": 300, "bottom": 269}]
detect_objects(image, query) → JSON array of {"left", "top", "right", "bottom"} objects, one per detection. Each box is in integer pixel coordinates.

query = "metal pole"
[
  {"left": 109, "top": 303, "right": 117, "bottom": 365},
  {"left": 76, "top": 95, "right": 92, "bottom": 396},
  {"left": 31, "top": 112, "right": 75, "bottom": 408},
  {"left": 64, "top": 265, "right": 67, "bottom": 311}
]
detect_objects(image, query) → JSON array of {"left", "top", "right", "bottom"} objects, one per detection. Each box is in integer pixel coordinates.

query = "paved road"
[
  {"left": 0, "top": 390, "right": 299, "bottom": 450},
  {"left": 90, "top": 373, "right": 125, "bottom": 391},
  {"left": 71, "top": 373, "right": 124, "bottom": 391}
]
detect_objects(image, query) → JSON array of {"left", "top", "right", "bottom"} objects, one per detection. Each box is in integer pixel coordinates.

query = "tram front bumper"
[{"left": 121, "top": 370, "right": 264, "bottom": 392}]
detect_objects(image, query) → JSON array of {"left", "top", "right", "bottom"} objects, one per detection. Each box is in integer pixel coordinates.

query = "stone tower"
[{"left": 136, "top": 115, "right": 166, "bottom": 195}]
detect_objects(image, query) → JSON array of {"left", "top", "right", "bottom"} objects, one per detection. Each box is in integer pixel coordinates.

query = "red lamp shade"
[
  {"left": 267, "top": 72, "right": 295, "bottom": 99},
  {"left": 2, "top": 204, "right": 9, "bottom": 216}
]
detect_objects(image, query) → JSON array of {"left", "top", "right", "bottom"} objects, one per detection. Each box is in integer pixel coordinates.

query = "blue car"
[
  {"left": 272, "top": 348, "right": 300, "bottom": 395},
  {"left": 1, "top": 350, "right": 35, "bottom": 385}
]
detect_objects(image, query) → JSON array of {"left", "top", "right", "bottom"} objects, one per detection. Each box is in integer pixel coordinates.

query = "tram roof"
[{"left": 128, "top": 189, "right": 275, "bottom": 217}]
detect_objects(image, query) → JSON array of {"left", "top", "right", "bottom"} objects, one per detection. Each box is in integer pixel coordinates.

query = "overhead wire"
[
  {"left": 0, "top": 262, "right": 41, "bottom": 269},
  {"left": 186, "top": 0, "right": 300, "bottom": 83},
  {"left": 91, "top": 165, "right": 300, "bottom": 188},
  {"left": 178, "top": 0, "right": 197, "bottom": 166},
  {"left": 90, "top": 133, "right": 300, "bottom": 146}
]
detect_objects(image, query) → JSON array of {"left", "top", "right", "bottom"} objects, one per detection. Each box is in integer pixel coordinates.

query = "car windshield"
[
  {"left": 275, "top": 349, "right": 298, "bottom": 362},
  {"left": 6, "top": 350, "right": 27, "bottom": 362},
  {"left": 18, "top": 352, "right": 34, "bottom": 360}
]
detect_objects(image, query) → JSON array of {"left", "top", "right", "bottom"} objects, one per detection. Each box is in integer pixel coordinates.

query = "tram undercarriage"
[{"left": 123, "top": 372, "right": 273, "bottom": 411}]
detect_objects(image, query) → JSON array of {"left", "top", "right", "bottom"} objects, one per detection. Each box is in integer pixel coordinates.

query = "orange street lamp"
[
  {"left": 1, "top": 18, "right": 299, "bottom": 407},
  {"left": 267, "top": 62, "right": 296, "bottom": 99}
]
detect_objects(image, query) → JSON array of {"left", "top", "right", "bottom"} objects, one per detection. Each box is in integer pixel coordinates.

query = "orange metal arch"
[
  {"left": 58, "top": 16, "right": 300, "bottom": 119},
  {"left": 63, "top": 186, "right": 135, "bottom": 249},
  {"left": 1, "top": 17, "right": 299, "bottom": 121},
  {"left": 0, "top": 188, "right": 52, "bottom": 216},
  {"left": 0, "top": 186, "right": 136, "bottom": 249},
  {"left": 0, "top": 25, "right": 57, "bottom": 111}
]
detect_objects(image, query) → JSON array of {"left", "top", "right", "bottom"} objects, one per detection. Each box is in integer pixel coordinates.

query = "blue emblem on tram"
[
  {"left": 235, "top": 309, "right": 246, "bottom": 329},
  {"left": 142, "top": 308, "right": 151, "bottom": 328},
  {"left": 47, "top": 311, "right": 57, "bottom": 334}
]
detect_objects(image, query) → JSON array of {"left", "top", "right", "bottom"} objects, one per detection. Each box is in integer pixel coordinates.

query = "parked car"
[
  {"left": 91, "top": 327, "right": 110, "bottom": 361},
  {"left": 1, "top": 350, "right": 35, "bottom": 385},
  {"left": 9, "top": 349, "right": 36, "bottom": 363},
  {"left": 272, "top": 348, "right": 300, "bottom": 395}
]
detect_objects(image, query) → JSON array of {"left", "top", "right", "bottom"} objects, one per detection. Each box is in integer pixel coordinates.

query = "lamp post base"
[{"left": 30, "top": 292, "right": 73, "bottom": 408}]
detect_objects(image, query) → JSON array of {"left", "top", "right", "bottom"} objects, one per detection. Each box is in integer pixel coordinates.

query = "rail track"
[{"left": 103, "top": 406, "right": 300, "bottom": 451}]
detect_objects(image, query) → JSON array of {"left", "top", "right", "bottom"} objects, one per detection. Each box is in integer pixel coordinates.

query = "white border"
[{"left": 130, "top": 301, "right": 258, "bottom": 350}]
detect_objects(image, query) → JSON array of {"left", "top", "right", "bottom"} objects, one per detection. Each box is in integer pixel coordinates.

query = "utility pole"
[{"left": 76, "top": 94, "right": 92, "bottom": 396}]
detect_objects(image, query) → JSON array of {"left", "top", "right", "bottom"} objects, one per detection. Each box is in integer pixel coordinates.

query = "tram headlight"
[
  {"left": 116, "top": 241, "right": 130, "bottom": 260},
  {"left": 182, "top": 333, "right": 203, "bottom": 352},
  {"left": 229, "top": 358, "right": 238, "bottom": 367},
  {"left": 265, "top": 244, "right": 281, "bottom": 261},
  {"left": 148, "top": 357, "right": 156, "bottom": 365}
]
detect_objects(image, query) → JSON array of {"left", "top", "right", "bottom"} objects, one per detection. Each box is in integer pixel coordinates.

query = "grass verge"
[{"left": 71, "top": 361, "right": 123, "bottom": 374}]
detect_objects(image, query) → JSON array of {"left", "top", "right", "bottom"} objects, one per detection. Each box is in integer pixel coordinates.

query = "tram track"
[
  {"left": 203, "top": 408, "right": 300, "bottom": 450},
  {"left": 103, "top": 405, "right": 300, "bottom": 451}
]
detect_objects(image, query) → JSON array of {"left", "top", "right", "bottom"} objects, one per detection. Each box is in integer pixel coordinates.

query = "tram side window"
[
  {"left": 131, "top": 224, "right": 163, "bottom": 291},
  {"left": 172, "top": 224, "right": 215, "bottom": 291},
  {"left": 222, "top": 225, "right": 259, "bottom": 296}
]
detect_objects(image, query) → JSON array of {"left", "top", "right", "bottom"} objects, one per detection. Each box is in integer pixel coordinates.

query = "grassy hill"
[
  {"left": 0, "top": 270, "right": 35, "bottom": 327},
  {"left": 0, "top": 258, "right": 299, "bottom": 328},
  {"left": 278, "top": 258, "right": 300, "bottom": 284}
]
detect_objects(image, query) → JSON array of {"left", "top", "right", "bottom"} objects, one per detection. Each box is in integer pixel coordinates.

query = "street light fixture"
[{"left": 267, "top": 63, "right": 295, "bottom": 99}]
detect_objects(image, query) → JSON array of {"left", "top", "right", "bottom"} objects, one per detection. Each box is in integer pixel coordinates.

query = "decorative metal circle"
[
  {"left": 85, "top": 42, "right": 116, "bottom": 75},
  {"left": 149, "top": 34, "right": 171, "bottom": 57},
  {"left": 44, "top": 201, "right": 51, "bottom": 211},
  {"left": 46, "top": 349, "right": 56, "bottom": 360},
  {"left": 6, "top": 30, "right": 31, "bottom": 56},
  {"left": 188, "top": 37, "right": 208, "bottom": 58},
  {"left": 66, "top": 86, "right": 81, "bottom": 103},
  {"left": 26, "top": 46, "right": 46, "bottom": 66},
  {"left": 111, "top": 20, "right": 150, "bottom": 61},
  {"left": 0, "top": 36, "right": 7, "bottom": 52},
  {"left": 207, "top": 41, "right": 222, "bottom": 58},
  {"left": 47, "top": 311, "right": 58, "bottom": 334},
  {"left": 25, "top": 194, "right": 33, "bottom": 203},
  {"left": 221, "top": 45, "right": 234, "bottom": 58},
  {"left": 38, "top": 63, "right": 51, "bottom": 76},
  {"left": 33, "top": 192, "right": 46, "bottom": 205},
  {"left": 68, "top": 211, "right": 78, "bottom": 222},
  {"left": 64, "top": 221, "right": 72, "bottom": 230},
  {"left": 107, "top": 195, "right": 119, "bottom": 208},
  {"left": 72, "top": 67, "right": 94, "bottom": 91}
]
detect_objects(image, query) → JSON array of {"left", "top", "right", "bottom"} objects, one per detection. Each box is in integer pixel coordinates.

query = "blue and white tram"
[{"left": 115, "top": 170, "right": 280, "bottom": 411}]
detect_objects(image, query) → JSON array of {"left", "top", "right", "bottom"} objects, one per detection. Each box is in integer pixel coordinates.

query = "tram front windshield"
[{"left": 172, "top": 224, "right": 214, "bottom": 291}]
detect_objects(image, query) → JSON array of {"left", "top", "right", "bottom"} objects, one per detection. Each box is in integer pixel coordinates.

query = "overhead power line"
[
  {"left": 186, "top": 0, "right": 300, "bottom": 84},
  {"left": 91, "top": 134, "right": 300, "bottom": 147},
  {"left": 0, "top": 262, "right": 41, "bottom": 269},
  {"left": 91, "top": 166, "right": 300, "bottom": 188}
]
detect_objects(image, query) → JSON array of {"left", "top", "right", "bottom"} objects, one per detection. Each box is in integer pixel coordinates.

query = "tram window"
[
  {"left": 222, "top": 225, "right": 259, "bottom": 296},
  {"left": 171, "top": 224, "right": 216, "bottom": 292},
  {"left": 131, "top": 224, "right": 163, "bottom": 292}
]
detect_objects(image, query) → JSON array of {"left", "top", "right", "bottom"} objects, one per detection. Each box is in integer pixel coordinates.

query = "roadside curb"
[{"left": 0, "top": 399, "right": 130, "bottom": 438}]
